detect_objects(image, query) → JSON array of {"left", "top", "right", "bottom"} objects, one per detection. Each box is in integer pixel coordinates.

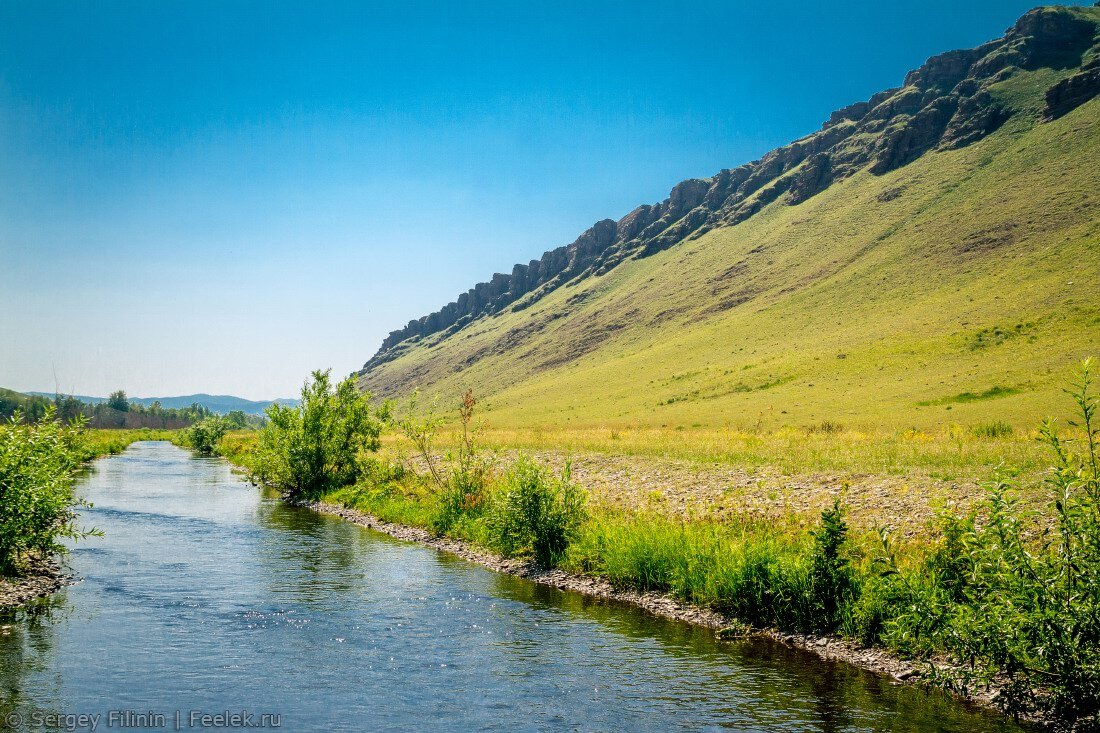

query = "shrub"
[
  {"left": 806, "top": 420, "right": 844, "bottom": 435},
  {"left": 253, "top": 370, "right": 383, "bottom": 501},
  {"left": 0, "top": 409, "right": 95, "bottom": 575},
  {"left": 186, "top": 416, "right": 229, "bottom": 455},
  {"left": 487, "top": 455, "right": 586, "bottom": 567},
  {"left": 432, "top": 389, "right": 494, "bottom": 532},
  {"left": 394, "top": 390, "right": 447, "bottom": 489},
  {"left": 876, "top": 360, "right": 1100, "bottom": 725},
  {"left": 808, "top": 499, "right": 855, "bottom": 629}
]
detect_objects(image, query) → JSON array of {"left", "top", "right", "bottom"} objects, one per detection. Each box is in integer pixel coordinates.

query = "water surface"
[{"left": 0, "top": 442, "right": 1029, "bottom": 731}]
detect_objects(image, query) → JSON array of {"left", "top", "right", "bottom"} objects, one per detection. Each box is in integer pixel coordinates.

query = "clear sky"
[{"left": 0, "top": 0, "right": 1080, "bottom": 400}]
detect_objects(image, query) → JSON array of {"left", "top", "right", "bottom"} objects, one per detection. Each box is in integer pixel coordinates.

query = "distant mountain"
[
  {"left": 357, "top": 5, "right": 1100, "bottom": 430},
  {"left": 26, "top": 392, "right": 297, "bottom": 417}
]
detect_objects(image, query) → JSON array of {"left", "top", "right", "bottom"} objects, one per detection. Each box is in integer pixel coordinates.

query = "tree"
[
  {"left": 186, "top": 416, "right": 229, "bottom": 456},
  {"left": 106, "top": 390, "right": 129, "bottom": 412},
  {"left": 253, "top": 370, "right": 382, "bottom": 501}
]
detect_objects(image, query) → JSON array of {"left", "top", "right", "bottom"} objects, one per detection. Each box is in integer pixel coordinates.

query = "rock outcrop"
[{"left": 360, "top": 6, "right": 1100, "bottom": 375}]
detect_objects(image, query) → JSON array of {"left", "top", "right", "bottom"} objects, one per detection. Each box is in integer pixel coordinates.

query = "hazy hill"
[
  {"left": 358, "top": 5, "right": 1100, "bottom": 431},
  {"left": 25, "top": 392, "right": 297, "bottom": 417}
]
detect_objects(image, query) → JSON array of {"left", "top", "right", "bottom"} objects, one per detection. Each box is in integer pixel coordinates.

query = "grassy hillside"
[{"left": 361, "top": 9, "right": 1100, "bottom": 441}]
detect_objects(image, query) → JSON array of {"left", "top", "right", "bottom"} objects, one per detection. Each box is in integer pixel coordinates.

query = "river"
[{"left": 0, "top": 442, "right": 1029, "bottom": 731}]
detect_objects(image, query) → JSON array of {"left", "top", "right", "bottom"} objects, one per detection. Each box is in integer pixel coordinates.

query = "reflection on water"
[{"left": 0, "top": 442, "right": 1031, "bottom": 732}]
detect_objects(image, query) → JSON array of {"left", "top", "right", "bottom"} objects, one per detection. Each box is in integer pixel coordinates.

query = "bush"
[
  {"left": 0, "top": 409, "right": 94, "bottom": 575},
  {"left": 487, "top": 455, "right": 586, "bottom": 567},
  {"left": 253, "top": 370, "right": 383, "bottom": 501},
  {"left": 808, "top": 499, "right": 855, "bottom": 629},
  {"left": 186, "top": 416, "right": 229, "bottom": 455},
  {"left": 432, "top": 389, "right": 494, "bottom": 532},
  {"left": 874, "top": 360, "right": 1100, "bottom": 726}
]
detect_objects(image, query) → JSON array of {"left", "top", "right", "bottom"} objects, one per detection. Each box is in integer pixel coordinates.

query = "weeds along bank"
[{"left": 188, "top": 363, "right": 1100, "bottom": 728}]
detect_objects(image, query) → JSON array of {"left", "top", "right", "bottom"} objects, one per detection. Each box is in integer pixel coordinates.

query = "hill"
[
  {"left": 25, "top": 392, "right": 297, "bottom": 417},
  {"left": 358, "top": 5, "right": 1100, "bottom": 433}
]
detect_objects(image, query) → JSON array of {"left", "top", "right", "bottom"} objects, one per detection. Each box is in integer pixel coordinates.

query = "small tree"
[
  {"left": 186, "top": 416, "right": 229, "bottom": 456},
  {"left": 254, "top": 370, "right": 382, "bottom": 501},
  {"left": 106, "top": 390, "right": 129, "bottom": 412},
  {"left": 809, "top": 499, "right": 855, "bottom": 629}
]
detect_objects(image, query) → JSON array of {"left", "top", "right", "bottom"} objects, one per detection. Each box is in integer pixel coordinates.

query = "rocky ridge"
[{"left": 360, "top": 6, "right": 1100, "bottom": 377}]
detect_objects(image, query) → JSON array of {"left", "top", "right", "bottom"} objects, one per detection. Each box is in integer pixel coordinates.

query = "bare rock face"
[
  {"left": 360, "top": 6, "right": 1100, "bottom": 376},
  {"left": 1044, "top": 60, "right": 1100, "bottom": 120}
]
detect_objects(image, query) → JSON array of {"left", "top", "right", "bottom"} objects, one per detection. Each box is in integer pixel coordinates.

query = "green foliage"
[
  {"left": 186, "top": 416, "right": 229, "bottom": 455},
  {"left": 106, "top": 390, "right": 129, "bottom": 412},
  {"left": 0, "top": 388, "right": 52, "bottom": 422},
  {"left": 223, "top": 410, "right": 252, "bottom": 429},
  {"left": 393, "top": 390, "right": 447, "bottom": 489},
  {"left": 863, "top": 360, "right": 1100, "bottom": 726},
  {"left": 0, "top": 409, "right": 97, "bottom": 575},
  {"left": 1, "top": 387, "right": 218, "bottom": 430},
  {"left": 252, "top": 370, "right": 382, "bottom": 501},
  {"left": 487, "top": 455, "right": 586, "bottom": 567},
  {"left": 808, "top": 499, "right": 855, "bottom": 629},
  {"left": 433, "top": 389, "right": 494, "bottom": 532}
]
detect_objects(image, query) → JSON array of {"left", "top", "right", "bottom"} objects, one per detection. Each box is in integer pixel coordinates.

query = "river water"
[{"left": 0, "top": 442, "right": 1029, "bottom": 732}]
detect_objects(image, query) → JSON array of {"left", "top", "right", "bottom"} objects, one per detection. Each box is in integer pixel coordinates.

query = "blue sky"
[{"left": 0, "top": 0, "right": 1077, "bottom": 399}]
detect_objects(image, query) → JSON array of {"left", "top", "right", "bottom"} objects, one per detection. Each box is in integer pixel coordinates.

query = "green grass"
[
  {"left": 916, "top": 385, "right": 1020, "bottom": 406},
  {"left": 80, "top": 428, "right": 178, "bottom": 462}
]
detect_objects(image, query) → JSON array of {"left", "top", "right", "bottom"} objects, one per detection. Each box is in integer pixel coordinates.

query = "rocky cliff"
[{"left": 360, "top": 6, "right": 1100, "bottom": 375}]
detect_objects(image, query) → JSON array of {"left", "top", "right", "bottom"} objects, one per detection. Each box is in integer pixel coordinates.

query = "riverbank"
[
  {"left": 307, "top": 500, "right": 921, "bottom": 672},
  {"left": 204, "top": 435, "right": 1032, "bottom": 720},
  {"left": 0, "top": 559, "right": 66, "bottom": 612},
  {"left": 204, "top": 361, "right": 1100, "bottom": 730},
  {"left": 0, "top": 429, "right": 170, "bottom": 613},
  {"left": 304, "top": 499, "right": 1010, "bottom": 711}
]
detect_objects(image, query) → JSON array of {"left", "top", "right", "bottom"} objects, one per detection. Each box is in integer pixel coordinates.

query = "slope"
[{"left": 358, "top": 6, "right": 1100, "bottom": 432}]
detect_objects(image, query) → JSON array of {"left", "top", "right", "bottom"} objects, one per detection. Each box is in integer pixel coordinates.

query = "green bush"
[
  {"left": 808, "top": 499, "right": 855, "bottom": 630},
  {"left": 185, "top": 416, "right": 229, "bottom": 455},
  {"left": 253, "top": 370, "right": 383, "bottom": 501},
  {"left": 870, "top": 360, "right": 1100, "bottom": 725},
  {"left": 487, "top": 455, "right": 586, "bottom": 567},
  {"left": 0, "top": 409, "right": 95, "bottom": 575},
  {"left": 432, "top": 390, "right": 494, "bottom": 532}
]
